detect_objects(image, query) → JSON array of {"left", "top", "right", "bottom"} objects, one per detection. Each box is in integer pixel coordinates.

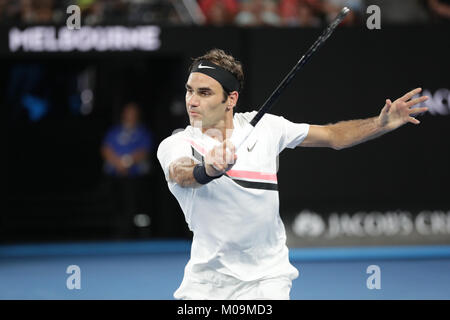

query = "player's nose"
[{"left": 187, "top": 93, "right": 200, "bottom": 107}]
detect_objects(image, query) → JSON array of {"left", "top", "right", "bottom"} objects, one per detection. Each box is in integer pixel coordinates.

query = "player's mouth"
[{"left": 189, "top": 111, "right": 200, "bottom": 116}]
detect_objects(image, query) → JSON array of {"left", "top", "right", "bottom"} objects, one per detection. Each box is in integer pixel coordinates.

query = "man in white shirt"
[{"left": 157, "top": 49, "right": 428, "bottom": 300}]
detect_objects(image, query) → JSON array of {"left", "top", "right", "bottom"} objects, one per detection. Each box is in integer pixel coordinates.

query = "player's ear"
[{"left": 227, "top": 91, "right": 239, "bottom": 110}]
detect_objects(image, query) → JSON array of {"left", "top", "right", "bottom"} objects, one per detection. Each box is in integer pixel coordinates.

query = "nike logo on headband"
[{"left": 198, "top": 63, "right": 215, "bottom": 69}]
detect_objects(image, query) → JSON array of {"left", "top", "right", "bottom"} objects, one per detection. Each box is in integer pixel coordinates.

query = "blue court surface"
[{"left": 1, "top": 240, "right": 450, "bottom": 300}]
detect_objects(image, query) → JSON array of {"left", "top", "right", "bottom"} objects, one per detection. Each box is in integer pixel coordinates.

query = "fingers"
[
  {"left": 223, "top": 139, "right": 236, "bottom": 165},
  {"left": 383, "top": 99, "right": 392, "bottom": 113},
  {"left": 399, "top": 87, "right": 422, "bottom": 102},
  {"left": 409, "top": 116, "right": 421, "bottom": 125},
  {"left": 406, "top": 95, "right": 428, "bottom": 108},
  {"left": 407, "top": 95, "right": 428, "bottom": 117},
  {"left": 409, "top": 106, "right": 428, "bottom": 116},
  {"left": 206, "top": 140, "right": 237, "bottom": 173}
]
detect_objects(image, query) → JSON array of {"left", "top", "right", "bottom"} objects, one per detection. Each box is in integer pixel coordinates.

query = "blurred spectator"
[
  {"left": 0, "top": 0, "right": 62, "bottom": 24},
  {"left": 0, "top": 0, "right": 443, "bottom": 26},
  {"left": 365, "top": 0, "right": 430, "bottom": 25},
  {"left": 7, "top": 64, "right": 50, "bottom": 123},
  {"left": 33, "top": 0, "right": 54, "bottom": 22},
  {"left": 102, "top": 0, "right": 129, "bottom": 23},
  {"left": 0, "top": 0, "right": 183, "bottom": 25},
  {"left": 235, "top": 0, "right": 281, "bottom": 26},
  {"left": 101, "top": 102, "right": 153, "bottom": 178},
  {"left": 427, "top": 0, "right": 450, "bottom": 22},
  {"left": 198, "top": 0, "right": 239, "bottom": 25},
  {"left": 279, "top": 0, "right": 322, "bottom": 27},
  {"left": 101, "top": 102, "right": 154, "bottom": 238},
  {"left": 320, "top": 0, "right": 364, "bottom": 25},
  {"left": 0, "top": 0, "right": 17, "bottom": 23},
  {"left": 77, "top": 0, "right": 105, "bottom": 25},
  {"left": 12, "top": 0, "right": 55, "bottom": 24}
]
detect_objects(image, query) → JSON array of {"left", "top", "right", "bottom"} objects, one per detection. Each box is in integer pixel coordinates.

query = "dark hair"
[{"left": 189, "top": 49, "right": 244, "bottom": 102}]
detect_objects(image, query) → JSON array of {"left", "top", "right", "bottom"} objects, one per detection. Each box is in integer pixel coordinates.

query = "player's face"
[{"left": 185, "top": 72, "right": 228, "bottom": 128}]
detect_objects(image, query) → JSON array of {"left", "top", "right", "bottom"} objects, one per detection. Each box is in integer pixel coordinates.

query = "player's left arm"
[{"left": 299, "top": 87, "right": 429, "bottom": 150}]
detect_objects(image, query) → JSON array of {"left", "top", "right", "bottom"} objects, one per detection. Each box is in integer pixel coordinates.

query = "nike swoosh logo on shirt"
[
  {"left": 198, "top": 63, "right": 215, "bottom": 69},
  {"left": 247, "top": 140, "right": 257, "bottom": 152}
]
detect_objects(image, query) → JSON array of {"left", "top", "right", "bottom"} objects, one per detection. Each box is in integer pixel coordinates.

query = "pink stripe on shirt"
[
  {"left": 226, "top": 169, "right": 277, "bottom": 182},
  {"left": 186, "top": 139, "right": 277, "bottom": 183},
  {"left": 186, "top": 139, "right": 207, "bottom": 155}
]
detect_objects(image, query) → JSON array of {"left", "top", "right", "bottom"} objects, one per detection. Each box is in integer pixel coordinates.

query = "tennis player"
[{"left": 157, "top": 49, "right": 428, "bottom": 300}]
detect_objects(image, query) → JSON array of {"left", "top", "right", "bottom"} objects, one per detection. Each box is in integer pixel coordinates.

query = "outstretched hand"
[{"left": 378, "top": 88, "right": 429, "bottom": 131}]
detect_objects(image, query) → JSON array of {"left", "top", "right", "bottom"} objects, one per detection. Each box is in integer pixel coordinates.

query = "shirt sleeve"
[
  {"left": 280, "top": 117, "right": 310, "bottom": 151},
  {"left": 157, "top": 134, "right": 196, "bottom": 182},
  {"left": 262, "top": 114, "right": 310, "bottom": 154}
]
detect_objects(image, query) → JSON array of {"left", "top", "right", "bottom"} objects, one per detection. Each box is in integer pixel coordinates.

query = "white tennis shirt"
[{"left": 157, "top": 111, "right": 309, "bottom": 283}]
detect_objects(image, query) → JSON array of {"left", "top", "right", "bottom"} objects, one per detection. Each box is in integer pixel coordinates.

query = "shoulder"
[
  {"left": 234, "top": 111, "right": 288, "bottom": 126},
  {"left": 260, "top": 113, "right": 285, "bottom": 124},
  {"left": 103, "top": 125, "right": 121, "bottom": 142},
  {"left": 158, "top": 129, "right": 185, "bottom": 147},
  {"left": 106, "top": 125, "right": 121, "bottom": 135},
  {"left": 157, "top": 128, "right": 192, "bottom": 154},
  {"left": 234, "top": 110, "right": 258, "bottom": 124},
  {"left": 259, "top": 113, "right": 309, "bottom": 129},
  {"left": 157, "top": 127, "right": 197, "bottom": 168},
  {"left": 136, "top": 125, "right": 151, "bottom": 135}
]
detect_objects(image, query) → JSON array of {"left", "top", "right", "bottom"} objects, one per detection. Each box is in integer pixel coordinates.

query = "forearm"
[
  {"left": 328, "top": 116, "right": 390, "bottom": 150},
  {"left": 169, "top": 157, "right": 201, "bottom": 188},
  {"left": 167, "top": 140, "right": 237, "bottom": 188},
  {"left": 131, "top": 149, "right": 148, "bottom": 163},
  {"left": 307, "top": 88, "right": 428, "bottom": 150},
  {"left": 101, "top": 146, "right": 121, "bottom": 166}
]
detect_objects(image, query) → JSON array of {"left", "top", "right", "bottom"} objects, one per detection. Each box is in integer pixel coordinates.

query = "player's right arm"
[
  {"left": 168, "top": 157, "right": 201, "bottom": 188},
  {"left": 158, "top": 136, "right": 237, "bottom": 188}
]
